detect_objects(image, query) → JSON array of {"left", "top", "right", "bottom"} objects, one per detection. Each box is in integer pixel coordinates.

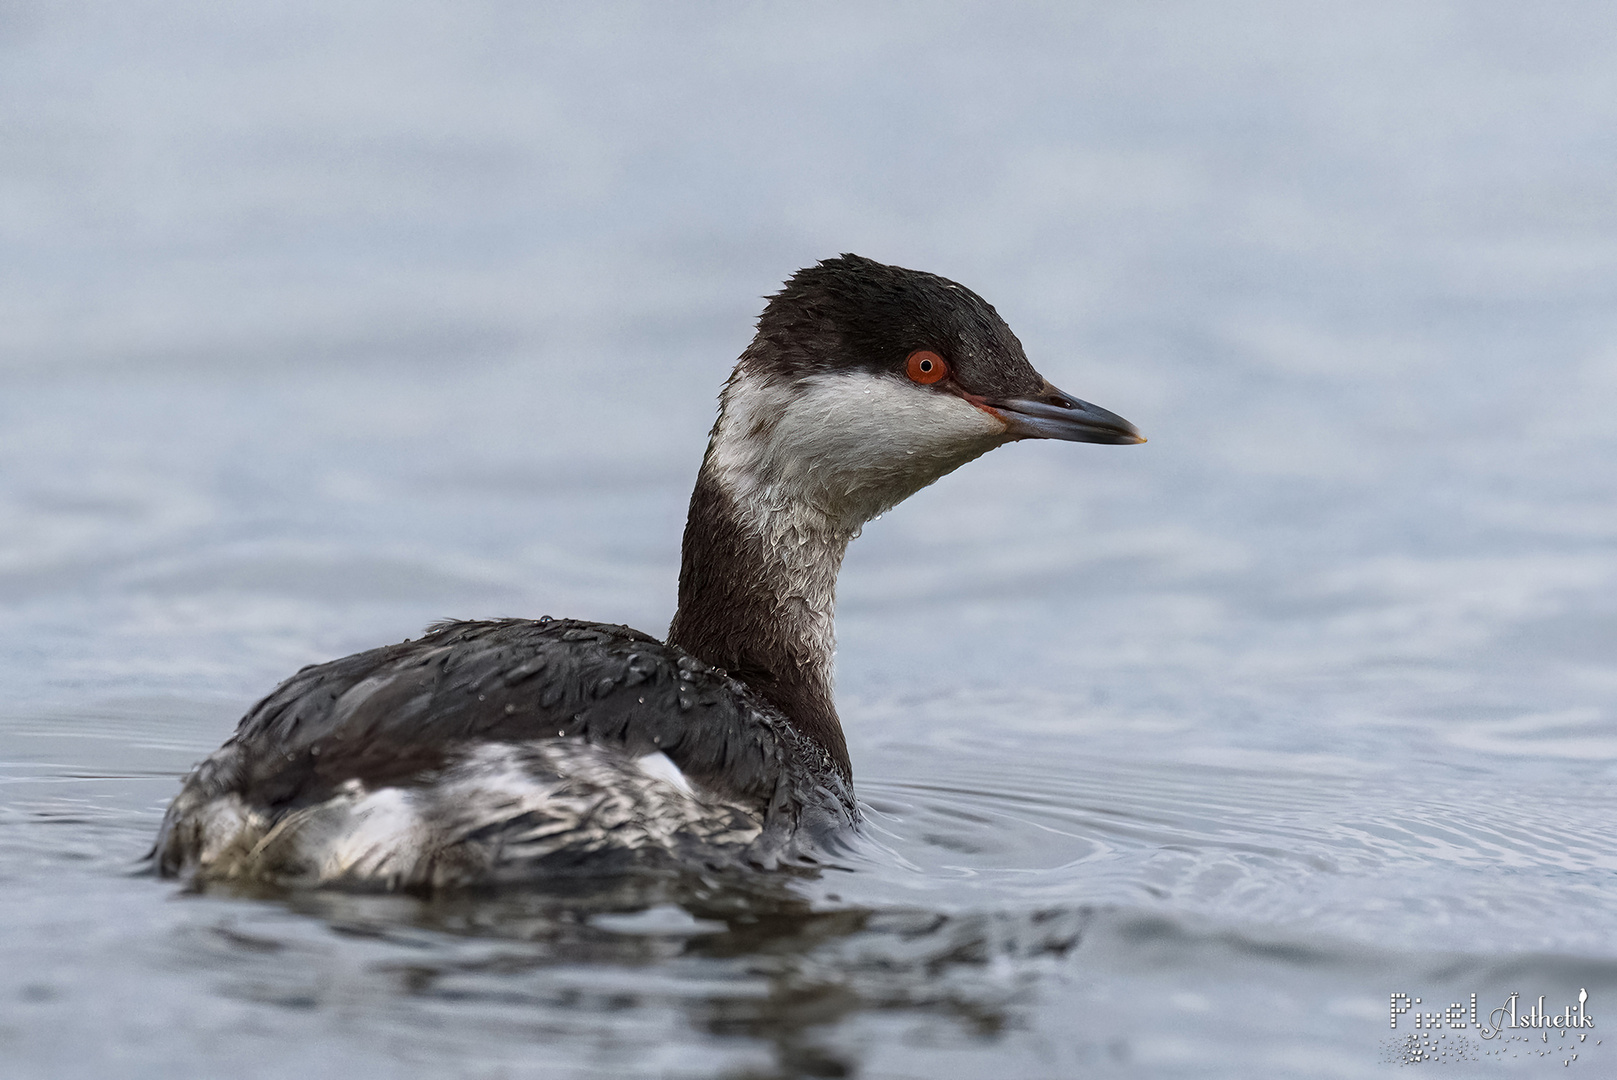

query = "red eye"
[{"left": 906, "top": 350, "right": 948, "bottom": 384}]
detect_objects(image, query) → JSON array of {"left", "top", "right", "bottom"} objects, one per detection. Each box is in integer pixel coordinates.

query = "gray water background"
[{"left": 3, "top": 3, "right": 1616, "bottom": 1077}]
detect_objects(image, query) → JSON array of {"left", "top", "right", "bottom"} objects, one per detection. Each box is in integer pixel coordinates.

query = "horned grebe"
[{"left": 153, "top": 254, "right": 1143, "bottom": 888}]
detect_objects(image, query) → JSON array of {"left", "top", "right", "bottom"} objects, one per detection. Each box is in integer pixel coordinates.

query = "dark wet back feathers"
[{"left": 197, "top": 619, "right": 834, "bottom": 816}]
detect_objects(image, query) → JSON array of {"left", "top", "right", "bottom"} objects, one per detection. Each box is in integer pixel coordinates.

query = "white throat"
[{"left": 695, "top": 367, "right": 1010, "bottom": 673}]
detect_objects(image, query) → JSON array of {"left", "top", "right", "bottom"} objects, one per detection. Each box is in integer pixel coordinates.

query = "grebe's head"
[{"left": 704, "top": 254, "right": 1144, "bottom": 530}]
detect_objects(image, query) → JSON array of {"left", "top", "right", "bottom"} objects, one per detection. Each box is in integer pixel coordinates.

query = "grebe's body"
[{"left": 154, "top": 255, "right": 1142, "bottom": 888}]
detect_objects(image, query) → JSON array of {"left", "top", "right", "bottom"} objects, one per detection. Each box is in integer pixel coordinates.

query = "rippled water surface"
[{"left": 4, "top": 3, "right": 1617, "bottom": 1077}]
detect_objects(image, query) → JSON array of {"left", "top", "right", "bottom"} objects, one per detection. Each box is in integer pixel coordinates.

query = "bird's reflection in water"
[{"left": 190, "top": 872, "right": 1096, "bottom": 1079}]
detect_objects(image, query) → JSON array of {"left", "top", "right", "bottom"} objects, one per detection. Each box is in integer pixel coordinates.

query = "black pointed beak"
[{"left": 982, "top": 384, "right": 1145, "bottom": 445}]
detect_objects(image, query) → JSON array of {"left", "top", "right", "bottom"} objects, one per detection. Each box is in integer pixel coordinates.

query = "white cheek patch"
[
  {"left": 706, "top": 374, "right": 795, "bottom": 501},
  {"left": 709, "top": 370, "right": 1008, "bottom": 528}
]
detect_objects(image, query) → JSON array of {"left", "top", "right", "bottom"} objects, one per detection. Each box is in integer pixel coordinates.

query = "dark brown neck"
[{"left": 665, "top": 470, "right": 852, "bottom": 779}]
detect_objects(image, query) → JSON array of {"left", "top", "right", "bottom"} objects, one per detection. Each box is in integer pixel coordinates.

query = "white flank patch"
[
  {"left": 321, "top": 786, "right": 423, "bottom": 878},
  {"left": 635, "top": 750, "right": 695, "bottom": 795},
  {"left": 449, "top": 742, "right": 563, "bottom": 802}
]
